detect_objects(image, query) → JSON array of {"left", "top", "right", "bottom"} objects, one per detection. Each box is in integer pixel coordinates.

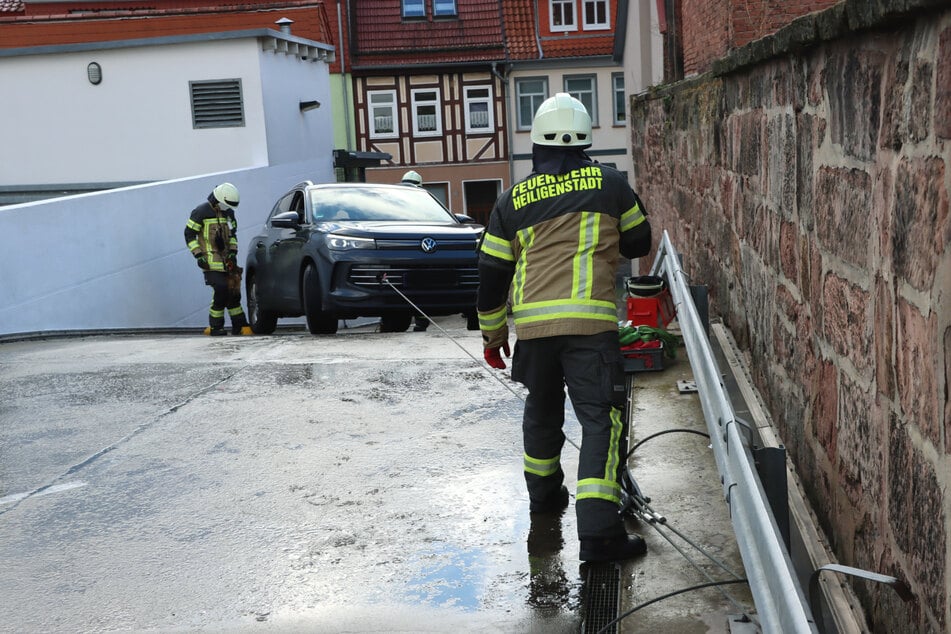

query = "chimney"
[{"left": 275, "top": 17, "right": 293, "bottom": 35}]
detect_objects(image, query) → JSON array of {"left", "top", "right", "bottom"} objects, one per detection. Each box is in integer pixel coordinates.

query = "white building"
[{"left": 0, "top": 29, "right": 337, "bottom": 335}]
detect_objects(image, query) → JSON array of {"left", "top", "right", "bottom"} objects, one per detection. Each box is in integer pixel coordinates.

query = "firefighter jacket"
[
  {"left": 184, "top": 201, "right": 238, "bottom": 273},
  {"left": 477, "top": 162, "right": 651, "bottom": 349}
]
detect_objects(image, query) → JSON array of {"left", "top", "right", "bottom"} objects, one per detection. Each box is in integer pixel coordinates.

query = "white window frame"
[
  {"left": 464, "top": 86, "right": 494, "bottom": 134},
  {"left": 564, "top": 74, "right": 598, "bottom": 126},
  {"left": 368, "top": 89, "right": 398, "bottom": 139},
  {"left": 433, "top": 0, "right": 457, "bottom": 16},
  {"left": 411, "top": 88, "right": 442, "bottom": 137},
  {"left": 612, "top": 73, "right": 625, "bottom": 125},
  {"left": 549, "top": 0, "right": 576, "bottom": 32},
  {"left": 402, "top": 0, "right": 425, "bottom": 18},
  {"left": 582, "top": 0, "right": 610, "bottom": 30},
  {"left": 515, "top": 77, "right": 548, "bottom": 130}
]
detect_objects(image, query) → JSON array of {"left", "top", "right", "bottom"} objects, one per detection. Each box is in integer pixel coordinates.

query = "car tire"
[
  {"left": 379, "top": 313, "right": 412, "bottom": 333},
  {"left": 465, "top": 310, "right": 480, "bottom": 331},
  {"left": 302, "top": 264, "right": 338, "bottom": 335},
  {"left": 247, "top": 273, "right": 278, "bottom": 335}
]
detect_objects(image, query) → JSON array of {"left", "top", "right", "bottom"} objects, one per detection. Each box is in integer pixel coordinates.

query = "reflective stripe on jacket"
[
  {"left": 184, "top": 201, "right": 238, "bottom": 272},
  {"left": 478, "top": 163, "right": 650, "bottom": 344}
]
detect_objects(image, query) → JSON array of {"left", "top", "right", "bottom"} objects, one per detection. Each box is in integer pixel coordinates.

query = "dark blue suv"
[{"left": 245, "top": 181, "right": 484, "bottom": 334}]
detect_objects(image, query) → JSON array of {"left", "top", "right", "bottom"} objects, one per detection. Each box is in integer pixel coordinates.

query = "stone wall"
[{"left": 629, "top": 2, "right": 950, "bottom": 631}]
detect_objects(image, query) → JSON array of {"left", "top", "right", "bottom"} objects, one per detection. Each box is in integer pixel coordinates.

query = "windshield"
[{"left": 310, "top": 186, "right": 456, "bottom": 223}]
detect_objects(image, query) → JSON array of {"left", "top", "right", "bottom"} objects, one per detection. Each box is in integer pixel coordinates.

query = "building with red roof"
[
  {"left": 1, "top": 1, "right": 665, "bottom": 218},
  {"left": 336, "top": 0, "right": 649, "bottom": 223}
]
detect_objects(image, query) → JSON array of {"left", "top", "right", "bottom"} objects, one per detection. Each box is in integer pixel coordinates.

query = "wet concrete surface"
[{"left": 0, "top": 317, "right": 753, "bottom": 633}]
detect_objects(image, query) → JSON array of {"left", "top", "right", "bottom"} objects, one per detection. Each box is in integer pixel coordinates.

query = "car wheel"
[
  {"left": 247, "top": 273, "right": 278, "bottom": 334},
  {"left": 379, "top": 313, "right": 412, "bottom": 333},
  {"left": 465, "top": 310, "right": 480, "bottom": 331},
  {"left": 302, "top": 264, "right": 338, "bottom": 335}
]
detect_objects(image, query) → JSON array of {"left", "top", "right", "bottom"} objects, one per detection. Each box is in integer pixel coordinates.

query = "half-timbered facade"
[
  {"left": 345, "top": 0, "right": 513, "bottom": 224},
  {"left": 343, "top": 0, "right": 633, "bottom": 223}
]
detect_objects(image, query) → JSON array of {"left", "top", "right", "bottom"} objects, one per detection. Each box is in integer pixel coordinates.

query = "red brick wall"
[
  {"left": 682, "top": 0, "right": 840, "bottom": 74},
  {"left": 681, "top": 0, "right": 732, "bottom": 76}
]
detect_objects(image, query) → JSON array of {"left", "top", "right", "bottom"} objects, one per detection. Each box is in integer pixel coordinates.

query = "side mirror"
[
  {"left": 454, "top": 213, "right": 477, "bottom": 224},
  {"left": 271, "top": 210, "right": 302, "bottom": 228}
]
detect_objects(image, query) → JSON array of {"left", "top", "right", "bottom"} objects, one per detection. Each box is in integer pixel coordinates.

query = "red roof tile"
[
  {"left": 350, "top": 0, "right": 506, "bottom": 67},
  {"left": 540, "top": 32, "right": 615, "bottom": 58},
  {"left": 500, "top": 0, "right": 538, "bottom": 60},
  {"left": 0, "top": 2, "right": 333, "bottom": 50}
]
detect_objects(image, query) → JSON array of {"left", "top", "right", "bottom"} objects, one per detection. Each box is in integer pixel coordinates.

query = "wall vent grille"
[{"left": 190, "top": 79, "right": 245, "bottom": 129}]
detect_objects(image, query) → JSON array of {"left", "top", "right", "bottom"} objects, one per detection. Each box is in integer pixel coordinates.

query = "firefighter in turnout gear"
[
  {"left": 184, "top": 182, "right": 252, "bottom": 336},
  {"left": 477, "top": 93, "right": 652, "bottom": 563}
]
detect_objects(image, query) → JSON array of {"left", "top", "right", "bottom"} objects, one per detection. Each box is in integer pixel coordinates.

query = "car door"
[
  {"left": 252, "top": 192, "right": 299, "bottom": 310},
  {"left": 269, "top": 190, "right": 308, "bottom": 309}
]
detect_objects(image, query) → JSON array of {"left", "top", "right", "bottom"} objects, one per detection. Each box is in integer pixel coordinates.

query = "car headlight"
[{"left": 327, "top": 234, "right": 376, "bottom": 250}]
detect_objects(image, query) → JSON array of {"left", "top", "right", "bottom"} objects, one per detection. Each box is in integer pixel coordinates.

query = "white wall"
[
  {"left": 621, "top": 0, "right": 664, "bottom": 192},
  {"left": 0, "top": 159, "right": 333, "bottom": 336},
  {"left": 623, "top": 0, "right": 665, "bottom": 97},
  {"left": 259, "top": 48, "right": 333, "bottom": 165},
  {"left": 0, "top": 39, "right": 274, "bottom": 185}
]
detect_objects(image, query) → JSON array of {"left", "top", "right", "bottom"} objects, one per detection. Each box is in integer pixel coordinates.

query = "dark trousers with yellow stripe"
[
  {"left": 204, "top": 271, "right": 248, "bottom": 331},
  {"left": 512, "top": 331, "right": 628, "bottom": 541}
]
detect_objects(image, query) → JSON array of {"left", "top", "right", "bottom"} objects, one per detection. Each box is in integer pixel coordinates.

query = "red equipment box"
[
  {"left": 621, "top": 340, "right": 665, "bottom": 372},
  {"left": 626, "top": 290, "right": 675, "bottom": 328}
]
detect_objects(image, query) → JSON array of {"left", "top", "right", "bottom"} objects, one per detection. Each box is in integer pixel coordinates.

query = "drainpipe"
[
  {"left": 337, "top": 0, "right": 353, "bottom": 151},
  {"left": 532, "top": 0, "right": 544, "bottom": 59},
  {"left": 491, "top": 62, "right": 514, "bottom": 187}
]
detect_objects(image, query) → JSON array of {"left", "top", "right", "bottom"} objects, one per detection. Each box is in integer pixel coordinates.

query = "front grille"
[
  {"left": 375, "top": 238, "right": 477, "bottom": 251},
  {"left": 349, "top": 264, "right": 478, "bottom": 289}
]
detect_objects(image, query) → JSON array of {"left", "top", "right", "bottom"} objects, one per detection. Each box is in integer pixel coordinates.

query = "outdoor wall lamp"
[
  {"left": 299, "top": 100, "right": 321, "bottom": 112},
  {"left": 87, "top": 62, "right": 102, "bottom": 85}
]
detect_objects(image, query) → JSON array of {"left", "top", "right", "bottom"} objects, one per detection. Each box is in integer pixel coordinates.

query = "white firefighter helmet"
[
  {"left": 211, "top": 182, "right": 240, "bottom": 210},
  {"left": 530, "top": 92, "right": 592, "bottom": 148},
  {"left": 401, "top": 170, "right": 422, "bottom": 186}
]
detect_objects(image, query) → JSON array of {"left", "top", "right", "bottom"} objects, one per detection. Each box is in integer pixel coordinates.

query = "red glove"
[{"left": 484, "top": 341, "right": 511, "bottom": 369}]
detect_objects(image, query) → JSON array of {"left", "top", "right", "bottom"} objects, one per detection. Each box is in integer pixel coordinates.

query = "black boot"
[
  {"left": 579, "top": 534, "right": 647, "bottom": 562},
  {"left": 529, "top": 485, "right": 569, "bottom": 514}
]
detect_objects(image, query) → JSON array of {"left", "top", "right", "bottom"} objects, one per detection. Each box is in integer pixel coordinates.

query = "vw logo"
[{"left": 420, "top": 237, "right": 438, "bottom": 253}]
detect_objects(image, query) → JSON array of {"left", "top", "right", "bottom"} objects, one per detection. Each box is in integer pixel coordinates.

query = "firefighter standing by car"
[
  {"left": 477, "top": 93, "right": 653, "bottom": 563},
  {"left": 400, "top": 169, "right": 430, "bottom": 332},
  {"left": 184, "top": 182, "right": 252, "bottom": 336}
]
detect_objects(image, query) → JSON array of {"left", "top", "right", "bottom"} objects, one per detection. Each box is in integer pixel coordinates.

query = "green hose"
[{"left": 618, "top": 325, "right": 679, "bottom": 358}]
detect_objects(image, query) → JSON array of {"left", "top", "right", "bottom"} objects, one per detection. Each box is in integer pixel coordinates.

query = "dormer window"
[
  {"left": 550, "top": 0, "right": 576, "bottom": 32},
  {"left": 583, "top": 0, "right": 610, "bottom": 30},
  {"left": 402, "top": 0, "right": 458, "bottom": 19},
  {"left": 434, "top": 0, "right": 457, "bottom": 16},
  {"left": 402, "top": 0, "right": 425, "bottom": 18}
]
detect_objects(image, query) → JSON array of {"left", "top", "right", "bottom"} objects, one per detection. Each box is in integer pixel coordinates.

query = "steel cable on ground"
[
  {"left": 384, "top": 277, "right": 751, "bottom": 624},
  {"left": 381, "top": 276, "right": 582, "bottom": 451},
  {"left": 624, "top": 429, "right": 754, "bottom": 620}
]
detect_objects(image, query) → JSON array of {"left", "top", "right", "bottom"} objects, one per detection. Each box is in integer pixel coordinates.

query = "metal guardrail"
[{"left": 650, "top": 230, "right": 817, "bottom": 633}]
